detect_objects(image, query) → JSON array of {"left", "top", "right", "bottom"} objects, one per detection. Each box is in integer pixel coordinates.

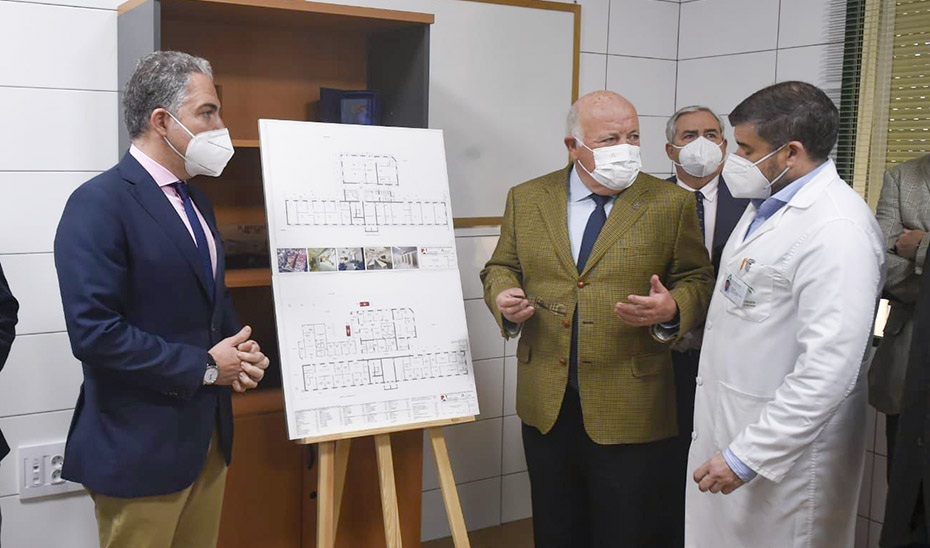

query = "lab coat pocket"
[
  {"left": 723, "top": 264, "right": 776, "bottom": 322},
  {"left": 713, "top": 381, "right": 772, "bottom": 452}
]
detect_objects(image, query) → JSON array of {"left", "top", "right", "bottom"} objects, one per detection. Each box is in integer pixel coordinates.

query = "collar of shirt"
[
  {"left": 749, "top": 159, "right": 831, "bottom": 216},
  {"left": 569, "top": 164, "right": 617, "bottom": 205},
  {"left": 676, "top": 175, "right": 719, "bottom": 202},
  {"left": 129, "top": 144, "right": 183, "bottom": 187}
]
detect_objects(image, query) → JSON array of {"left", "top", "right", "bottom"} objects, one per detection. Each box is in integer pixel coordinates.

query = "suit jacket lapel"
[
  {"left": 536, "top": 169, "right": 577, "bottom": 276},
  {"left": 119, "top": 153, "right": 215, "bottom": 302},
  {"left": 714, "top": 176, "right": 749, "bottom": 254},
  {"left": 580, "top": 175, "right": 651, "bottom": 278}
]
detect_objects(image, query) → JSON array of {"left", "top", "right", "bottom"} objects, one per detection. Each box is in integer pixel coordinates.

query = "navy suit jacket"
[
  {"left": 667, "top": 174, "right": 749, "bottom": 273},
  {"left": 0, "top": 262, "right": 19, "bottom": 462},
  {"left": 54, "top": 152, "right": 241, "bottom": 498}
]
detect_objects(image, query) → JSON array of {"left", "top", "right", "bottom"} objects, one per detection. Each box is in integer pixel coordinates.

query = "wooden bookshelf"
[{"left": 118, "top": 1, "right": 432, "bottom": 545}]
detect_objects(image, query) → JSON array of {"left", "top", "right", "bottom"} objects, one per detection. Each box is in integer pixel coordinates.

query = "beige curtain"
[{"left": 853, "top": 0, "right": 930, "bottom": 208}]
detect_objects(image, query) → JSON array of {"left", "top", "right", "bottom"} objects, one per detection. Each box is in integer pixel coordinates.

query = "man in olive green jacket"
[{"left": 481, "top": 91, "right": 714, "bottom": 547}]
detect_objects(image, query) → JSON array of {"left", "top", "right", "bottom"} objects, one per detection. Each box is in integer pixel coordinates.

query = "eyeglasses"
[{"left": 528, "top": 295, "right": 567, "bottom": 316}]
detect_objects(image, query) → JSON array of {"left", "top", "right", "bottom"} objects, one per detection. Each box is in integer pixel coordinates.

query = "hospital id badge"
[{"left": 722, "top": 273, "right": 750, "bottom": 307}]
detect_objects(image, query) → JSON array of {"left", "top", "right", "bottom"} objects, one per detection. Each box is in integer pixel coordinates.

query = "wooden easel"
[{"left": 305, "top": 416, "right": 475, "bottom": 548}]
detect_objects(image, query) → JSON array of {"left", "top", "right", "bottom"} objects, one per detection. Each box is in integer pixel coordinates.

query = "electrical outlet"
[{"left": 18, "top": 442, "right": 84, "bottom": 500}]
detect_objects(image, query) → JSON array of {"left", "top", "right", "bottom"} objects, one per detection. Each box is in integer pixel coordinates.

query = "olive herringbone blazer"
[{"left": 480, "top": 167, "right": 714, "bottom": 444}]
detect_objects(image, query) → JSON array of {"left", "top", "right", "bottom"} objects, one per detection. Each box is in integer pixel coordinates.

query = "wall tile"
[
  {"left": 0, "top": 88, "right": 118, "bottom": 172},
  {"left": 579, "top": 0, "right": 611, "bottom": 54},
  {"left": 465, "top": 300, "right": 505, "bottom": 361},
  {"left": 870, "top": 454, "right": 888, "bottom": 522},
  {"left": 678, "top": 0, "right": 779, "bottom": 59},
  {"left": 501, "top": 472, "right": 532, "bottom": 523},
  {"left": 0, "top": 410, "right": 75, "bottom": 497},
  {"left": 2, "top": 253, "right": 65, "bottom": 336},
  {"left": 855, "top": 516, "right": 869, "bottom": 548},
  {"left": 776, "top": 43, "right": 844, "bottom": 106},
  {"left": 502, "top": 414, "right": 527, "bottom": 475},
  {"left": 421, "top": 477, "right": 502, "bottom": 541},
  {"left": 639, "top": 116, "right": 675, "bottom": 174},
  {"left": 0, "top": 333, "right": 82, "bottom": 418},
  {"left": 0, "top": 492, "right": 97, "bottom": 548},
  {"left": 0, "top": 2, "right": 116, "bottom": 91},
  {"left": 455, "top": 235, "right": 498, "bottom": 301},
  {"left": 869, "top": 520, "right": 882, "bottom": 548},
  {"left": 677, "top": 51, "right": 777, "bottom": 115},
  {"left": 422, "top": 418, "right": 503, "bottom": 491},
  {"left": 607, "top": 56, "right": 677, "bottom": 117},
  {"left": 503, "top": 356, "right": 517, "bottom": 417},
  {"left": 864, "top": 407, "right": 877, "bottom": 454},
  {"left": 0, "top": 173, "right": 86, "bottom": 255},
  {"left": 608, "top": 0, "right": 679, "bottom": 60},
  {"left": 580, "top": 53, "right": 608, "bottom": 97},
  {"left": 505, "top": 332, "right": 519, "bottom": 358},
  {"left": 473, "top": 358, "right": 504, "bottom": 420},
  {"left": 5, "top": 0, "right": 122, "bottom": 9},
  {"left": 875, "top": 412, "right": 887, "bottom": 457},
  {"left": 778, "top": 0, "right": 848, "bottom": 49},
  {"left": 858, "top": 451, "right": 873, "bottom": 518}
]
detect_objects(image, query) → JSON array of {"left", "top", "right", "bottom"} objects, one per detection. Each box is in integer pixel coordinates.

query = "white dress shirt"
[{"left": 568, "top": 165, "right": 616, "bottom": 263}]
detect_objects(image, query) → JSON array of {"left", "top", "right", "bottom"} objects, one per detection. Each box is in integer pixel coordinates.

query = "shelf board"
[
  {"left": 232, "top": 139, "right": 261, "bottom": 148},
  {"left": 232, "top": 387, "right": 284, "bottom": 417},
  {"left": 226, "top": 268, "right": 272, "bottom": 288}
]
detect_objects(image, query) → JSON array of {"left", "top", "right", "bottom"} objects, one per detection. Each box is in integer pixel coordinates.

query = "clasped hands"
[
  {"left": 208, "top": 325, "right": 271, "bottom": 393},
  {"left": 496, "top": 274, "right": 678, "bottom": 327},
  {"left": 895, "top": 228, "right": 926, "bottom": 260}
]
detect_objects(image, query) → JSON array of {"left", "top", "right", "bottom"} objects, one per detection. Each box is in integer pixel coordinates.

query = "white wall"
[
  {"left": 0, "top": 0, "right": 879, "bottom": 546},
  {"left": 0, "top": 0, "right": 119, "bottom": 546}
]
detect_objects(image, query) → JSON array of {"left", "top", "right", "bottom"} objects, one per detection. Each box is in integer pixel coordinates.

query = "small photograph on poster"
[
  {"left": 364, "top": 246, "right": 393, "bottom": 270},
  {"left": 308, "top": 248, "right": 337, "bottom": 272},
  {"left": 337, "top": 247, "right": 365, "bottom": 271},
  {"left": 392, "top": 247, "right": 419, "bottom": 270},
  {"left": 277, "top": 248, "right": 308, "bottom": 273}
]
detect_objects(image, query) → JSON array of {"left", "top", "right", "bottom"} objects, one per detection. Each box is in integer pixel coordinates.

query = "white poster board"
[{"left": 259, "top": 120, "right": 479, "bottom": 441}]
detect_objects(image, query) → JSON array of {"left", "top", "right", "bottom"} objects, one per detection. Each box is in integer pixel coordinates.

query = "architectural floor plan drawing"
[{"left": 259, "top": 120, "right": 478, "bottom": 440}]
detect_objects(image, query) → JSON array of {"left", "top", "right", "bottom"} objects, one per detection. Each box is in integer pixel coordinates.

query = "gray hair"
[
  {"left": 665, "top": 105, "right": 725, "bottom": 143},
  {"left": 566, "top": 101, "right": 583, "bottom": 140},
  {"left": 123, "top": 51, "right": 213, "bottom": 140}
]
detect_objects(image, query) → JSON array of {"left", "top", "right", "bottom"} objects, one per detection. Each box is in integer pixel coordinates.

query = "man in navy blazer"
[
  {"left": 0, "top": 262, "right": 19, "bottom": 538},
  {"left": 55, "top": 51, "right": 269, "bottom": 547},
  {"left": 663, "top": 105, "right": 749, "bottom": 546}
]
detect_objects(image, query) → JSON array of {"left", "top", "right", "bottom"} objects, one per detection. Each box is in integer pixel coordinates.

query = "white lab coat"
[{"left": 685, "top": 161, "right": 886, "bottom": 548}]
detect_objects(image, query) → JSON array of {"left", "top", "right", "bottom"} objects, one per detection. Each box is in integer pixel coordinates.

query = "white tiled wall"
[
  {"left": 432, "top": 0, "right": 867, "bottom": 544},
  {"left": 0, "top": 0, "right": 118, "bottom": 546}
]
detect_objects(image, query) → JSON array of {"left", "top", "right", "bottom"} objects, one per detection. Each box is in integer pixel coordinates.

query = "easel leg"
[
  {"left": 333, "top": 439, "right": 352, "bottom": 533},
  {"left": 374, "top": 433, "right": 404, "bottom": 548},
  {"left": 317, "top": 441, "right": 336, "bottom": 548},
  {"left": 428, "top": 428, "right": 471, "bottom": 548}
]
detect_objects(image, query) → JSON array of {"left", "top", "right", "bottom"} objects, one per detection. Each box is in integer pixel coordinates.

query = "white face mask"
[
  {"left": 672, "top": 136, "right": 724, "bottom": 178},
  {"left": 721, "top": 144, "right": 790, "bottom": 199},
  {"left": 574, "top": 135, "right": 641, "bottom": 192},
  {"left": 164, "top": 111, "right": 234, "bottom": 178}
]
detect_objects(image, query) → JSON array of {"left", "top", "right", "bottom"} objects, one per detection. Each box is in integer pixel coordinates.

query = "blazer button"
[
  {"left": 695, "top": 376, "right": 704, "bottom": 386},
  {"left": 577, "top": 281, "right": 586, "bottom": 288},
  {"left": 561, "top": 320, "right": 571, "bottom": 328},
  {"left": 558, "top": 358, "right": 568, "bottom": 366},
  {"left": 691, "top": 431, "right": 698, "bottom": 440}
]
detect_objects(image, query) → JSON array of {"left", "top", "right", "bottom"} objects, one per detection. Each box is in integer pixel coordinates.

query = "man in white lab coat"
[{"left": 685, "top": 81, "right": 886, "bottom": 547}]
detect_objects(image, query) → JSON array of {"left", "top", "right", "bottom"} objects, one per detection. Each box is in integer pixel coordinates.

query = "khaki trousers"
[{"left": 90, "top": 431, "right": 227, "bottom": 548}]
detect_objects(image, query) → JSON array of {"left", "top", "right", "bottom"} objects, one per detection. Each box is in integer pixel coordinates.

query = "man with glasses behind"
[{"left": 664, "top": 105, "right": 749, "bottom": 545}]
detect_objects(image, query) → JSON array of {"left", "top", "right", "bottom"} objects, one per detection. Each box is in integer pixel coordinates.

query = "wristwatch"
[{"left": 203, "top": 353, "right": 219, "bottom": 385}]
